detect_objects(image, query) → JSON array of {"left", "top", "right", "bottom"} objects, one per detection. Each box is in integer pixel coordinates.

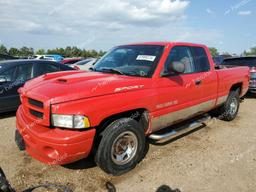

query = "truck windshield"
[{"left": 93, "top": 45, "right": 164, "bottom": 77}]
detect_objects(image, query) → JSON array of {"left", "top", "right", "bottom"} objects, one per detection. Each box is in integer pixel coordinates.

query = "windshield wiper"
[{"left": 99, "top": 68, "right": 125, "bottom": 75}]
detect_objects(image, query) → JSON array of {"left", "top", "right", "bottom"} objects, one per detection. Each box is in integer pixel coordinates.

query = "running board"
[{"left": 149, "top": 115, "right": 212, "bottom": 142}]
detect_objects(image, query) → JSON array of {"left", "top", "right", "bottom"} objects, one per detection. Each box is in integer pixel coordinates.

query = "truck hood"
[{"left": 21, "top": 71, "right": 151, "bottom": 104}]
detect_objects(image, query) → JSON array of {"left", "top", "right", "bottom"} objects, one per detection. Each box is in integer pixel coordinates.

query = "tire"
[
  {"left": 95, "top": 118, "right": 145, "bottom": 175},
  {"left": 15, "top": 130, "right": 25, "bottom": 151},
  {"left": 215, "top": 90, "right": 240, "bottom": 121}
]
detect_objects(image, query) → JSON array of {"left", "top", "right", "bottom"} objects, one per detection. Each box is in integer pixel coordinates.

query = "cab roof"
[{"left": 123, "top": 42, "right": 207, "bottom": 48}]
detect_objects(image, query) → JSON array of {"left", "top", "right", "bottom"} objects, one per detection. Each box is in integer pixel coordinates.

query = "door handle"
[{"left": 195, "top": 79, "right": 202, "bottom": 86}]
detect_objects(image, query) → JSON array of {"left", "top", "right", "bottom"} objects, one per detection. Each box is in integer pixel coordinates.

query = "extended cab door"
[
  {"left": 190, "top": 46, "right": 218, "bottom": 104},
  {"left": 151, "top": 45, "right": 215, "bottom": 132}
]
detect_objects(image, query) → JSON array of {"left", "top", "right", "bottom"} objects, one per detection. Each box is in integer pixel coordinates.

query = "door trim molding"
[{"left": 151, "top": 99, "right": 215, "bottom": 132}]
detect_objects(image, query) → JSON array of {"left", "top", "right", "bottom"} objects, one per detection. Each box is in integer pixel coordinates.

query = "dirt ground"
[{"left": 0, "top": 96, "right": 256, "bottom": 192}]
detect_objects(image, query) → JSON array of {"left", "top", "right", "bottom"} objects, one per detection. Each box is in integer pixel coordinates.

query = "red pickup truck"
[{"left": 15, "top": 42, "right": 249, "bottom": 175}]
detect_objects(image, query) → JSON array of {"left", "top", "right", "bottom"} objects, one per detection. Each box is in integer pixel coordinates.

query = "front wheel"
[{"left": 95, "top": 118, "right": 145, "bottom": 175}]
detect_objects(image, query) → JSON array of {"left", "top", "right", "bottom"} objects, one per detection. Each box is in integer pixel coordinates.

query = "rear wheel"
[
  {"left": 214, "top": 90, "right": 240, "bottom": 121},
  {"left": 95, "top": 118, "right": 145, "bottom": 175}
]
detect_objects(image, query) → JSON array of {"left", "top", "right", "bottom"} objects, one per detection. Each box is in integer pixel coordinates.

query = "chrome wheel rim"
[
  {"left": 229, "top": 98, "right": 238, "bottom": 115},
  {"left": 111, "top": 131, "right": 138, "bottom": 165}
]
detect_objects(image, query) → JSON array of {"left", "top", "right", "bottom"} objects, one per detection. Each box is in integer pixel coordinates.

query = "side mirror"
[
  {"left": 169, "top": 61, "right": 185, "bottom": 74},
  {"left": 0, "top": 76, "right": 7, "bottom": 84},
  {"left": 162, "top": 61, "right": 185, "bottom": 77}
]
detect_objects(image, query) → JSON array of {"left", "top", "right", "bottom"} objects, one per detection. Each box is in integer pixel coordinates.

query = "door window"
[
  {"left": 15, "top": 64, "right": 33, "bottom": 82},
  {"left": 0, "top": 67, "right": 16, "bottom": 82},
  {"left": 38, "top": 63, "right": 60, "bottom": 76},
  {"left": 191, "top": 47, "right": 211, "bottom": 72},
  {"left": 163, "top": 46, "right": 196, "bottom": 75}
]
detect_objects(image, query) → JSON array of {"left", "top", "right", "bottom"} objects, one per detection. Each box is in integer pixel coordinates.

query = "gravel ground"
[{"left": 0, "top": 96, "right": 256, "bottom": 192}]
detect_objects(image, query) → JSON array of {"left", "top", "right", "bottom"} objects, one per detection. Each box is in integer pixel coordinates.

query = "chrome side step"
[{"left": 149, "top": 115, "right": 212, "bottom": 142}]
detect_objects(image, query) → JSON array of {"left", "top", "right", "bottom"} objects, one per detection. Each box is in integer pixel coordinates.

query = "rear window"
[{"left": 223, "top": 58, "right": 256, "bottom": 67}]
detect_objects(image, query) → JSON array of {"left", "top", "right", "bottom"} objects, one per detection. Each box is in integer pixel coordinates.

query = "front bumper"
[{"left": 16, "top": 106, "right": 96, "bottom": 165}]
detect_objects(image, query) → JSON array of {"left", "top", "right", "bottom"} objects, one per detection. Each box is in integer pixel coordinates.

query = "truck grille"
[
  {"left": 28, "top": 98, "right": 44, "bottom": 108},
  {"left": 22, "top": 96, "right": 47, "bottom": 122},
  {"left": 19, "top": 88, "right": 51, "bottom": 126},
  {"left": 29, "top": 109, "right": 44, "bottom": 119}
]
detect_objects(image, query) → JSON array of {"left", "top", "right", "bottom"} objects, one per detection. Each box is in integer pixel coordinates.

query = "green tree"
[
  {"left": 8, "top": 47, "right": 20, "bottom": 57},
  {"left": 36, "top": 48, "right": 46, "bottom": 55},
  {"left": 209, "top": 47, "right": 219, "bottom": 57},
  {"left": 86, "top": 49, "right": 98, "bottom": 58},
  {"left": 81, "top": 49, "right": 88, "bottom": 58},
  {"left": 0, "top": 44, "right": 8, "bottom": 55},
  {"left": 98, "top": 50, "right": 106, "bottom": 57},
  {"left": 19, "top": 46, "right": 34, "bottom": 57},
  {"left": 64, "top": 46, "right": 73, "bottom": 57},
  {"left": 244, "top": 47, "right": 256, "bottom": 56},
  {"left": 0, "top": 44, "right": 107, "bottom": 58},
  {"left": 71, "top": 46, "right": 82, "bottom": 57},
  {"left": 47, "top": 48, "right": 65, "bottom": 56},
  {"left": 46, "top": 46, "right": 106, "bottom": 58}
]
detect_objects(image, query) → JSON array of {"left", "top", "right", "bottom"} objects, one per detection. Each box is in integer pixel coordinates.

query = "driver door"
[{"left": 151, "top": 46, "right": 209, "bottom": 132}]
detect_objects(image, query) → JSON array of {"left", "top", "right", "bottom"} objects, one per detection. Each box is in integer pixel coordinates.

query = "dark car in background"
[
  {"left": 0, "top": 60, "right": 75, "bottom": 113},
  {"left": 222, "top": 56, "right": 256, "bottom": 93}
]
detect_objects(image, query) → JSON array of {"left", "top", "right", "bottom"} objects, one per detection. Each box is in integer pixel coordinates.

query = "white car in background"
[
  {"left": 70, "top": 58, "right": 97, "bottom": 70},
  {"left": 32, "top": 55, "right": 64, "bottom": 62}
]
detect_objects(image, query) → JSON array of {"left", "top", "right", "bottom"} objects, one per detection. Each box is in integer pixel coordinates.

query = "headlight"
[{"left": 52, "top": 114, "right": 90, "bottom": 129}]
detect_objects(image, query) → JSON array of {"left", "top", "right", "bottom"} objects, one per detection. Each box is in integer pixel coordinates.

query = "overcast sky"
[{"left": 0, "top": 0, "right": 255, "bottom": 54}]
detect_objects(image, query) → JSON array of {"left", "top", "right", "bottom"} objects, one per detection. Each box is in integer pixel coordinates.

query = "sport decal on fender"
[{"left": 114, "top": 85, "right": 145, "bottom": 92}]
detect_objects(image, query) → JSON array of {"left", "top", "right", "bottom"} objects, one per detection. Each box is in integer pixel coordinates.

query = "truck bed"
[
  {"left": 215, "top": 64, "right": 244, "bottom": 70},
  {"left": 216, "top": 66, "right": 250, "bottom": 99}
]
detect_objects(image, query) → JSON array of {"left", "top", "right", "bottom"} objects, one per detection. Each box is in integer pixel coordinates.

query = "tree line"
[
  {"left": 209, "top": 46, "right": 256, "bottom": 57},
  {"left": 0, "top": 44, "right": 106, "bottom": 58},
  {"left": 1, "top": 44, "right": 256, "bottom": 58},
  {"left": 243, "top": 47, "right": 256, "bottom": 56}
]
